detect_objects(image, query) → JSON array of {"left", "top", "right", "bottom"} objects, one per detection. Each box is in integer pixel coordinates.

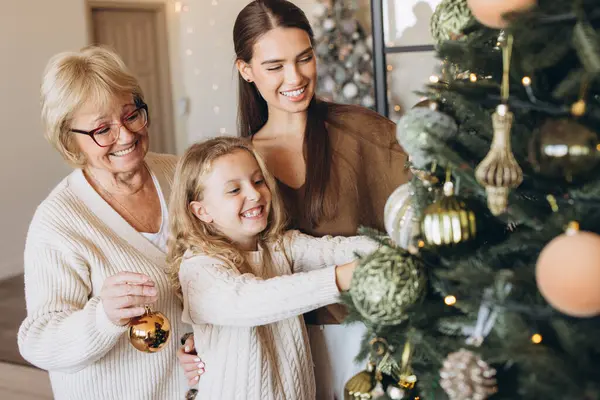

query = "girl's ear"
[
  {"left": 190, "top": 201, "right": 213, "bottom": 223},
  {"left": 236, "top": 59, "right": 254, "bottom": 83}
]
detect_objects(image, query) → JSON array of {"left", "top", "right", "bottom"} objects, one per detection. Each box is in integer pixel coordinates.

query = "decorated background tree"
[
  {"left": 343, "top": 0, "right": 600, "bottom": 399},
  {"left": 311, "top": 0, "right": 376, "bottom": 108}
]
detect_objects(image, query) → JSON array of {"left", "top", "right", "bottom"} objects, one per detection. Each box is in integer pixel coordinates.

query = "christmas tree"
[
  {"left": 311, "top": 0, "right": 376, "bottom": 109},
  {"left": 343, "top": 0, "right": 600, "bottom": 399}
]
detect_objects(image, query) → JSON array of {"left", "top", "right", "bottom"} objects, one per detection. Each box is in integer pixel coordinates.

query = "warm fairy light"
[
  {"left": 444, "top": 295, "right": 457, "bottom": 306},
  {"left": 531, "top": 333, "right": 542, "bottom": 344},
  {"left": 429, "top": 75, "right": 440, "bottom": 83},
  {"left": 522, "top": 76, "right": 532, "bottom": 86},
  {"left": 387, "top": 65, "right": 393, "bottom": 72},
  {"left": 418, "top": 240, "right": 425, "bottom": 248},
  {"left": 469, "top": 73, "right": 477, "bottom": 82},
  {"left": 394, "top": 105, "right": 401, "bottom": 112}
]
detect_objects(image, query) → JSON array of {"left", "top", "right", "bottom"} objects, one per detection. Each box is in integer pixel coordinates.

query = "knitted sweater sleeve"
[
  {"left": 283, "top": 230, "right": 378, "bottom": 273},
  {"left": 18, "top": 238, "right": 126, "bottom": 373},
  {"left": 181, "top": 256, "right": 340, "bottom": 327}
]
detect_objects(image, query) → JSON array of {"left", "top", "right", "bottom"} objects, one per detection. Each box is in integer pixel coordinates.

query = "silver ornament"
[
  {"left": 384, "top": 183, "right": 419, "bottom": 251},
  {"left": 312, "top": 3, "right": 328, "bottom": 18},
  {"left": 439, "top": 349, "right": 498, "bottom": 400},
  {"left": 396, "top": 108, "right": 458, "bottom": 169},
  {"left": 323, "top": 18, "right": 336, "bottom": 31},
  {"left": 343, "top": 82, "right": 359, "bottom": 99}
]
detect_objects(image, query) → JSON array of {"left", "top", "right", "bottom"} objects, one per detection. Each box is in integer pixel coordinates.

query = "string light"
[
  {"left": 444, "top": 295, "right": 457, "bottom": 306},
  {"left": 522, "top": 76, "right": 532, "bottom": 86},
  {"left": 469, "top": 73, "right": 477, "bottom": 82},
  {"left": 394, "top": 105, "right": 401, "bottom": 112},
  {"left": 429, "top": 75, "right": 440, "bottom": 83},
  {"left": 386, "top": 64, "right": 393, "bottom": 72},
  {"left": 531, "top": 333, "right": 542, "bottom": 344}
]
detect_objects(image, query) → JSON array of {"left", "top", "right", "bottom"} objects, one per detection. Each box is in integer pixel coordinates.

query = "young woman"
[{"left": 233, "top": 1, "right": 410, "bottom": 397}]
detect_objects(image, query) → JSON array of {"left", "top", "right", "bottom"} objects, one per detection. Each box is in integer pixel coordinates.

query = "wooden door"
[{"left": 91, "top": 8, "right": 174, "bottom": 154}]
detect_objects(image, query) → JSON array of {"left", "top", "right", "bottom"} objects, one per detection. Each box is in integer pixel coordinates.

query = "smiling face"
[
  {"left": 237, "top": 27, "right": 317, "bottom": 114},
  {"left": 70, "top": 93, "right": 149, "bottom": 175},
  {"left": 190, "top": 149, "right": 272, "bottom": 250}
]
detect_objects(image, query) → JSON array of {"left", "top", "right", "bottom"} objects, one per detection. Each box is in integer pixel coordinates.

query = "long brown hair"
[
  {"left": 233, "top": 0, "right": 332, "bottom": 227},
  {"left": 167, "top": 137, "right": 287, "bottom": 295}
]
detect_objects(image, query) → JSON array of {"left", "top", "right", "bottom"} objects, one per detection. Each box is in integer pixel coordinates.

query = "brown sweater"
[{"left": 277, "top": 104, "right": 410, "bottom": 324}]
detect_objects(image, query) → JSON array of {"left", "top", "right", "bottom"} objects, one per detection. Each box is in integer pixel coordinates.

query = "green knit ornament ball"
[
  {"left": 349, "top": 245, "right": 427, "bottom": 326},
  {"left": 430, "top": 0, "right": 474, "bottom": 47}
]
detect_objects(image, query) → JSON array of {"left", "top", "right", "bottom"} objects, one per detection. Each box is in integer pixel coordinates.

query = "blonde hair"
[
  {"left": 167, "top": 136, "right": 288, "bottom": 295},
  {"left": 40, "top": 45, "right": 144, "bottom": 167}
]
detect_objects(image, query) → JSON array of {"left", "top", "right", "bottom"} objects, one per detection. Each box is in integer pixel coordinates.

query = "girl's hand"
[
  {"left": 335, "top": 260, "right": 359, "bottom": 292},
  {"left": 177, "top": 333, "right": 206, "bottom": 386},
  {"left": 99, "top": 272, "right": 158, "bottom": 326}
]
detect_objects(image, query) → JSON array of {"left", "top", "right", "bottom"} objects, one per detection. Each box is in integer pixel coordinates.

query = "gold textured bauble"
[
  {"left": 528, "top": 118, "right": 599, "bottom": 182},
  {"left": 128, "top": 306, "right": 171, "bottom": 353},
  {"left": 467, "top": 0, "right": 536, "bottom": 28},
  {"left": 421, "top": 182, "right": 476, "bottom": 246},
  {"left": 344, "top": 362, "right": 377, "bottom": 400},
  {"left": 535, "top": 222, "right": 600, "bottom": 317}
]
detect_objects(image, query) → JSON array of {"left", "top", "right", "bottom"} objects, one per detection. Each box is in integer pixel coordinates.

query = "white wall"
[{"left": 0, "top": 0, "right": 86, "bottom": 280}]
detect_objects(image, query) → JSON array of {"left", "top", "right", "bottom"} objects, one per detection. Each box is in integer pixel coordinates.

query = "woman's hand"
[
  {"left": 335, "top": 260, "right": 359, "bottom": 292},
  {"left": 99, "top": 272, "right": 158, "bottom": 326},
  {"left": 177, "top": 333, "right": 206, "bottom": 386}
]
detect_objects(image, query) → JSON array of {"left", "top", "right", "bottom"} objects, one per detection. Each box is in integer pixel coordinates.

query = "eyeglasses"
[{"left": 70, "top": 104, "right": 149, "bottom": 147}]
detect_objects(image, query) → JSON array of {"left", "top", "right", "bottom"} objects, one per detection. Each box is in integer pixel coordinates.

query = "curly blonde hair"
[{"left": 167, "top": 136, "right": 288, "bottom": 295}]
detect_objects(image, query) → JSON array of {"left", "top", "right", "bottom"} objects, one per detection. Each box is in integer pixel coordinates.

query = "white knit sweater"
[
  {"left": 180, "top": 230, "right": 377, "bottom": 400},
  {"left": 18, "top": 153, "right": 187, "bottom": 400}
]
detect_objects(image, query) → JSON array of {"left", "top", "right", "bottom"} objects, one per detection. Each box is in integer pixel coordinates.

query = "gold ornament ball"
[
  {"left": 467, "top": 0, "right": 536, "bottom": 28},
  {"left": 535, "top": 223, "right": 600, "bottom": 317},
  {"left": 344, "top": 362, "right": 377, "bottom": 400},
  {"left": 128, "top": 309, "right": 171, "bottom": 353},
  {"left": 528, "top": 118, "right": 599, "bottom": 183},
  {"left": 421, "top": 182, "right": 476, "bottom": 246}
]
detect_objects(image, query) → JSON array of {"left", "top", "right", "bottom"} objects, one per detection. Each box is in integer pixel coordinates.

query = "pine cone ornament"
[
  {"left": 439, "top": 349, "right": 498, "bottom": 400},
  {"left": 349, "top": 246, "right": 427, "bottom": 326}
]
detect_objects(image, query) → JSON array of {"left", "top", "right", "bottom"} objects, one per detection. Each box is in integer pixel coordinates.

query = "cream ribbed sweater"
[
  {"left": 180, "top": 230, "right": 377, "bottom": 400},
  {"left": 18, "top": 153, "right": 187, "bottom": 400}
]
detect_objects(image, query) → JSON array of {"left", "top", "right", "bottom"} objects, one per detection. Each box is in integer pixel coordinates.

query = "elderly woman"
[{"left": 17, "top": 46, "right": 202, "bottom": 400}]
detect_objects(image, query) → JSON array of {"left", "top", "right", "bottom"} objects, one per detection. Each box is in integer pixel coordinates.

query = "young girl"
[{"left": 167, "top": 137, "right": 377, "bottom": 399}]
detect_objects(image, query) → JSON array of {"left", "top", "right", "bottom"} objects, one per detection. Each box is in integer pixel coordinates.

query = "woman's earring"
[{"left": 246, "top": 78, "right": 252, "bottom": 82}]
